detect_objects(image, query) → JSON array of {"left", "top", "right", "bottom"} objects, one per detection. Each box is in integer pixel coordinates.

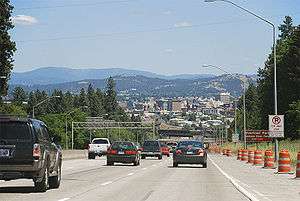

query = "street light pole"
[
  {"left": 32, "top": 96, "right": 60, "bottom": 118},
  {"left": 203, "top": 64, "right": 247, "bottom": 148},
  {"left": 204, "top": 0, "right": 278, "bottom": 160}
]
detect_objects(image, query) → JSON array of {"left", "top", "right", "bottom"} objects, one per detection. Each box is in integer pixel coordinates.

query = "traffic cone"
[
  {"left": 247, "top": 150, "right": 254, "bottom": 164},
  {"left": 263, "top": 150, "right": 275, "bottom": 169},
  {"left": 277, "top": 150, "right": 293, "bottom": 174},
  {"left": 253, "top": 150, "right": 263, "bottom": 166},
  {"left": 222, "top": 149, "right": 227, "bottom": 155},
  {"left": 241, "top": 149, "right": 248, "bottom": 161},
  {"left": 237, "top": 149, "right": 242, "bottom": 160},
  {"left": 296, "top": 152, "right": 300, "bottom": 178}
]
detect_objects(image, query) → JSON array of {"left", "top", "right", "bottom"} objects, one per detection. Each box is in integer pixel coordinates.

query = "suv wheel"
[
  {"left": 141, "top": 155, "right": 146, "bottom": 159},
  {"left": 49, "top": 161, "right": 62, "bottom": 189},
  {"left": 158, "top": 155, "right": 162, "bottom": 160},
  {"left": 88, "top": 153, "right": 95, "bottom": 159},
  {"left": 202, "top": 162, "right": 207, "bottom": 168},
  {"left": 34, "top": 164, "right": 49, "bottom": 192},
  {"left": 173, "top": 162, "right": 178, "bottom": 167}
]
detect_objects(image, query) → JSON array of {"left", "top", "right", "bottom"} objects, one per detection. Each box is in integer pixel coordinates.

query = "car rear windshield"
[
  {"left": 111, "top": 142, "right": 135, "bottom": 150},
  {"left": 143, "top": 141, "right": 159, "bottom": 147},
  {"left": 0, "top": 121, "right": 32, "bottom": 140},
  {"left": 177, "top": 141, "right": 203, "bottom": 148},
  {"left": 93, "top": 139, "right": 109, "bottom": 144}
]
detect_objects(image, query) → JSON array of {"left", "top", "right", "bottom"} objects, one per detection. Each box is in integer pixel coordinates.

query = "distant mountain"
[
  {"left": 11, "top": 74, "right": 255, "bottom": 98},
  {"left": 10, "top": 67, "right": 215, "bottom": 85}
]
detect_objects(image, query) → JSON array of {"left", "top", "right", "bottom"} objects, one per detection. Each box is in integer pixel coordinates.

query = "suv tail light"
[
  {"left": 33, "top": 144, "right": 41, "bottom": 159},
  {"left": 125, "top": 150, "right": 137, "bottom": 155},
  {"left": 176, "top": 150, "right": 182, "bottom": 155}
]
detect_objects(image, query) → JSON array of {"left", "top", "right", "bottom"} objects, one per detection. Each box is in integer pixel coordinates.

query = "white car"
[{"left": 88, "top": 138, "right": 111, "bottom": 159}]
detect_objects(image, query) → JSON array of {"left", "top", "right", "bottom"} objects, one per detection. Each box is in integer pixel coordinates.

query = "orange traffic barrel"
[
  {"left": 264, "top": 150, "right": 275, "bottom": 169},
  {"left": 237, "top": 149, "right": 242, "bottom": 160},
  {"left": 226, "top": 149, "right": 232, "bottom": 157},
  {"left": 253, "top": 150, "right": 263, "bottom": 166},
  {"left": 241, "top": 149, "right": 248, "bottom": 161},
  {"left": 247, "top": 150, "right": 254, "bottom": 164},
  {"left": 296, "top": 152, "right": 300, "bottom": 178},
  {"left": 222, "top": 149, "right": 227, "bottom": 155},
  {"left": 278, "top": 150, "right": 293, "bottom": 174}
]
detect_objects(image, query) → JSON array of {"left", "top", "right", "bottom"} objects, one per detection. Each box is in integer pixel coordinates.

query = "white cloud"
[
  {"left": 12, "top": 15, "right": 38, "bottom": 26},
  {"left": 174, "top": 21, "right": 192, "bottom": 28},
  {"left": 162, "top": 10, "right": 172, "bottom": 15},
  {"left": 164, "top": 48, "right": 174, "bottom": 53}
]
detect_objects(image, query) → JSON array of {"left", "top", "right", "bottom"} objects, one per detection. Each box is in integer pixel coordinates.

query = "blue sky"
[{"left": 10, "top": 0, "right": 300, "bottom": 75}]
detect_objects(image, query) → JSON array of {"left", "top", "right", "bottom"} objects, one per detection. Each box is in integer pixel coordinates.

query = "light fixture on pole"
[
  {"left": 204, "top": 0, "right": 278, "bottom": 161},
  {"left": 32, "top": 96, "right": 61, "bottom": 118},
  {"left": 202, "top": 64, "right": 247, "bottom": 148}
]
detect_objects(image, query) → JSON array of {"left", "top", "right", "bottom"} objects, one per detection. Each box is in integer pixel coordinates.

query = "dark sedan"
[
  {"left": 173, "top": 140, "right": 207, "bottom": 168},
  {"left": 107, "top": 141, "right": 141, "bottom": 166}
]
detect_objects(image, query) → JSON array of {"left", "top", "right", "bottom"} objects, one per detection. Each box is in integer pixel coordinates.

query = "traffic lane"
[
  {"left": 209, "top": 154, "right": 300, "bottom": 201},
  {"left": 69, "top": 157, "right": 247, "bottom": 201},
  {"left": 0, "top": 156, "right": 164, "bottom": 201}
]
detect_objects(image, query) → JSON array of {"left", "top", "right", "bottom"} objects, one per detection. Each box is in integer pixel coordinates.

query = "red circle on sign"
[{"left": 272, "top": 116, "right": 281, "bottom": 125}]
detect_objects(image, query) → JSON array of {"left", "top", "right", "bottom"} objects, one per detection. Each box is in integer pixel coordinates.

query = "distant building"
[
  {"left": 220, "top": 92, "right": 231, "bottom": 105},
  {"left": 172, "top": 100, "right": 182, "bottom": 112}
]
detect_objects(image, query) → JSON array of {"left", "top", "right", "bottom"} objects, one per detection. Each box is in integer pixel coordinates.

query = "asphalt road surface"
[{"left": 0, "top": 155, "right": 248, "bottom": 201}]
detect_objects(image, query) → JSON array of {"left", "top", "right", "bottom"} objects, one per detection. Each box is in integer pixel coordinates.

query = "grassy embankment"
[{"left": 221, "top": 139, "right": 300, "bottom": 166}]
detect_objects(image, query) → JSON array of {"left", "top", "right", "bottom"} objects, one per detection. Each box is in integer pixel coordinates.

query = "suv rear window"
[
  {"left": 93, "top": 139, "right": 109, "bottom": 144},
  {"left": 0, "top": 121, "right": 32, "bottom": 140},
  {"left": 143, "top": 141, "right": 159, "bottom": 147},
  {"left": 111, "top": 142, "right": 135, "bottom": 149}
]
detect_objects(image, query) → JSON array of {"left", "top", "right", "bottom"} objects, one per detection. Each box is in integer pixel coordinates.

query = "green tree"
[
  {"left": 0, "top": 0, "right": 16, "bottom": 97},
  {"left": 12, "top": 86, "right": 27, "bottom": 106},
  {"left": 104, "top": 77, "right": 118, "bottom": 117},
  {"left": 256, "top": 17, "right": 300, "bottom": 139},
  {"left": 286, "top": 101, "right": 300, "bottom": 139},
  {"left": 278, "top": 16, "right": 294, "bottom": 39}
]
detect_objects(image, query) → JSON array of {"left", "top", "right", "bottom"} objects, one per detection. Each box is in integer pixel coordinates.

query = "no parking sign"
[{"left": 268, "top": 115, "right": 284, "bottom": 138}]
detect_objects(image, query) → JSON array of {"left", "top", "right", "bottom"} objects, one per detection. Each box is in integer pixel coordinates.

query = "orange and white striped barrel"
[
  {"left": 237, "top": 149, "right": 242, "bottom": 160},
  {"left": 241, "top": 149, "right": 248, "bottom": 161},
  {"left": 226, "top": 149, "right": 232, "bottom": 157},
  {"left": 253, "top": 150, "right": 263, "bottom": 166},
  {"left": 296, "top": 152, "right": 300, "bottom": 178},
  {"left": 264, "top": 150, "right": 275, "bottom": 169},
  {"left": 247, "top": 150, "right": 254, "bottom": 164},
  {"left": 278, "top": 150, "right": 292, "bottom": 174}
]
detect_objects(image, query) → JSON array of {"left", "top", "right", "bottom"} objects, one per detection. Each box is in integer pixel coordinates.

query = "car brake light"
[
  {"left": 198, "top": 149, "right": 204, "bottom": 156},
  {"left": 33, "top": 144, "right": 41, "bottom": 159},
  {"left": 176, "top": 150, "right": 182, "bottom": 154},
  {"left": 125, "top": 150, "right": 137, "bottom": 155},
  {"left": 108, "top": 149, "right": 117, "bottom": 154}
]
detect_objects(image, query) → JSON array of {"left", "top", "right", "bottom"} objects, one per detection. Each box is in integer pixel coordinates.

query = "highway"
[{"left": 0, "top": 154, "right": 247, "bottom": 201}]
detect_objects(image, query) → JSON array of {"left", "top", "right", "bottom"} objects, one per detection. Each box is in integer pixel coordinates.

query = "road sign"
[
  {"left": 246, "top": 130, "right": 272, "bottom": 142},
  {"left": 269, "top": 115, "right": 284, "bottom": 138}
]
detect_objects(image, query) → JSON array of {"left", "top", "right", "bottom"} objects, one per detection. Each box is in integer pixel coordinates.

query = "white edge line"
[
  {"left": 101, "top": 181, "right": 113, "bottom": 186},
  {"left": 208, "top": 155, "right": 260, "bottom": 201},
  {"left": 58, "top": 198, "right": 70, "bottom": 201}
]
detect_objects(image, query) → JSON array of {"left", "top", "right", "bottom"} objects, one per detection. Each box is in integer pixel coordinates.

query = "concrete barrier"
[{"left": 62, "top": 149, "right": 88, "bottom": 160}]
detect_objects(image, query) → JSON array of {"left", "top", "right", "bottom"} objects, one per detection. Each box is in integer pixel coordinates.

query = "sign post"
[{"left": 269, "top": 115, "right": 284, "bottom": 162}]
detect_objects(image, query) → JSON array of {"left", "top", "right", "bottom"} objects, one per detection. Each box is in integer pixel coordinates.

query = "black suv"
[
  {"left": 0, "top": 116, "right": 62, "bottom": 192},
  {"left": 141, "top": 140, "right": 162, "bottom": 160}
]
